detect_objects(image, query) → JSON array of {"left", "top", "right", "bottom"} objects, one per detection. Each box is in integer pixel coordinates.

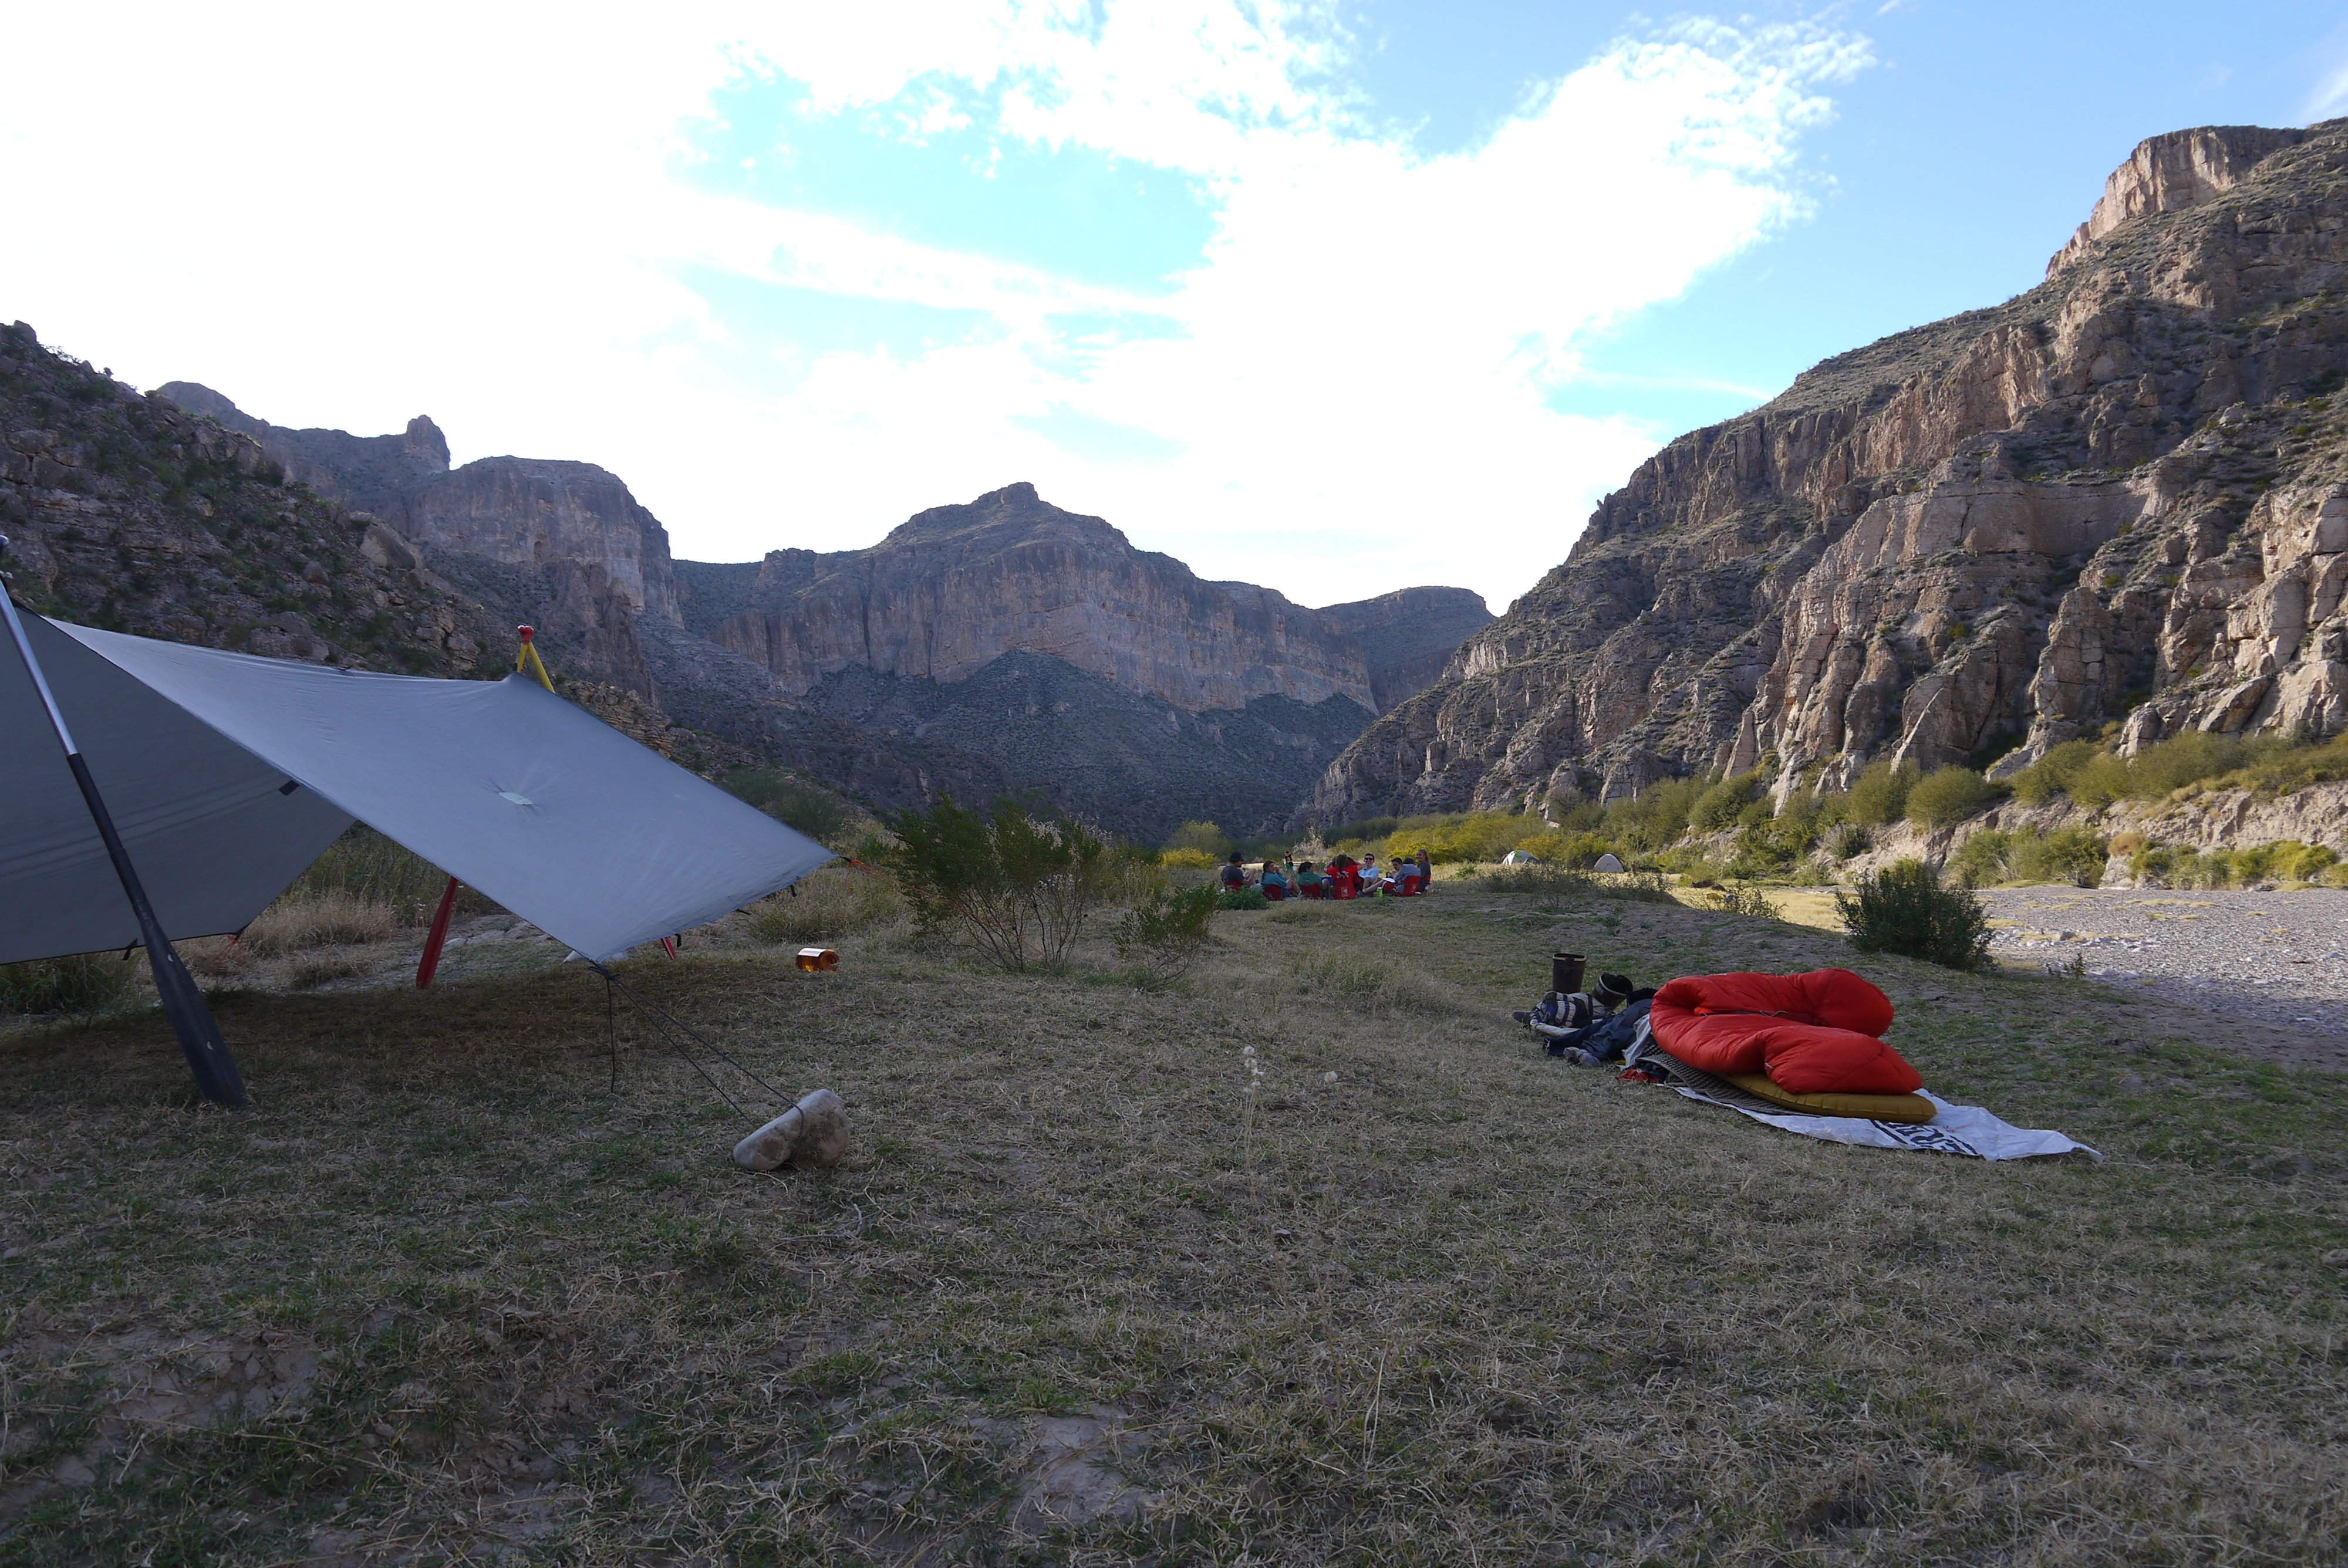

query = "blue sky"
[{"left": 4, "top": 2, "right": 2344, "bottom": 609}]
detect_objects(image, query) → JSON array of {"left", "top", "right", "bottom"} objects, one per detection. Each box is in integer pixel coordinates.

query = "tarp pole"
[
  {"left": 515, "top": 626, "right": 677, "bottom": 962},
  {"left": 414, "top": 876, "right": 460, "bottom": 987},
  {"left": 0, "top": 543, "right": 247, "bottom": 1106},
  {"left": 416, "top": 626, "right": 555, "bottom": 989}
]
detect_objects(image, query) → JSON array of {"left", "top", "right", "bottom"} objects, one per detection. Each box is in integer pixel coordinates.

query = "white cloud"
[
  {"left": 2309, "top": 59, "right": 2348, "bottom": 121},
  {"left": 0, "top": 2, "right": 1868, "bottom": 611}
]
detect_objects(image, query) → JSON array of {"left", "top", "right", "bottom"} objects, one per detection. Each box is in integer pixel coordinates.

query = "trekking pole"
[
  {"left": 417, "top": 624, "right": 649, "bottom": 985},
  {"left": 0, "top": 538, "right": 247, "bottom": 1106}
]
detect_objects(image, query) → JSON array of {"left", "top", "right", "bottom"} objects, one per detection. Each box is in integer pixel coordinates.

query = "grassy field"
[{"left": 2, "top": 884, "right": 2344, "bottom": 1565}]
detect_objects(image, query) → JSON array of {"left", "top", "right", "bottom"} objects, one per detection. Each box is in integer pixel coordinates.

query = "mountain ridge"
[{"left": 1308, "top": 117, "right": 2348, "bottom": 826}]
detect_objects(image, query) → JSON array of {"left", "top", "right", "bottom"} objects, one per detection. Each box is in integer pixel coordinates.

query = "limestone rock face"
[
  {"left": 683, "top": 482, "right": 1485, "bottom": 715},
  {"left": 389, "top": 457, "right": 678, "bottom": 623},
  {"left": 2046, "top": 126, "right": 2307, "bottom": 279},
  {"left": 1309, "top": 118, "right": 2348, "bottom": 825},
  {"left": 154, "top": 386, "right": 670, "bottom": 697},
  {"left": 1, "top": 326, "right": 494, "bottom": 677}
]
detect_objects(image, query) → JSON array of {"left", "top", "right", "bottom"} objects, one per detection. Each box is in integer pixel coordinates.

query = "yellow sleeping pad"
[{"left": 1724, "top": 1073, "right": 1938, "bottom": 1124}]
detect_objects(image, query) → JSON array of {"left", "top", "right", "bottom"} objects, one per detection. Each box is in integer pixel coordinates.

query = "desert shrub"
[
  {"left": 1837, "top": 859, "right": 1992, "bottom": 971},
  {"left": 1905, "top": 766, "right": 2002, "bottom": 830},
  {"left": 0, "top": 953, "right": 136, "bottom": 1016},
  {"left": 289, "top": 824, "right": 483, "bottom": 924},
  {"left": 720, "top": 768, "right": 853, "bottom": 844},
  {"left": 747, "top": 865, "right": 901, "bottom": 945},
  {"left": 2008, "top": 739, "right": 2099, "bottom": 806},
  {"left": 244, "top": 891, "right": 397, "bottom": 956},
  {"left": 1952, "top": 826, "right": 2107, "bottom": 888},
  {"left": 2265, "top": 840, "right": 2339, "bottom": 882},
  {"left": 2106, "top": 830, "right": 2145, "bottom": 860},
  {"left": 2063, "top": 750, "right": 2136, "bottom": 810},
  {"left": 1710, "top": 883, "right": 1775, "bottom": 917},
  {"left": 1112, "top": 883, "right": 1220, "bottom": 980},
  {"left": 1830, "top": 823, "right": 1871, "bottom": 860},
  {"left": 1601, "top": 777, "right": 1705, "bottom": 853},
  {"left": 1159, "top": 847, "right": 1220, "bottom": 870},
  {"left": 2138, "top": 838, "right": 2343, "bottom": 888},
  {"left": 1549, "top": 800, "right": 1606, "bottom": 833},
  {"left": 2229, "top": 731, "right": 2348, "bottom": 794},
  {"left": 1689, "top": 772, "right": 1760, "bottom": 833},
  {"left": 1163, "top": 820, "right": 1233, "bottom": 859},
  {"left": 1843, "top": 761, "right": 1919, "bottom": 826},
  {"left": 1379, "top": 811, "right": 1546, "bottom": 865},
  {"left": 2127, "top": 732, "right": 2244, "bottom": 797},
  {"left": 1513, "top": 829, "right": 1615, "bottom": 868},
  {"left": 871, "top": 797, "right": 1116, "bottom": 971},
  {"left": 1731, "top": 792, "right": 1825, "bottom": 878},
  {"left": 1217, "top": 887, "right": 1271, "bottom": 911}
]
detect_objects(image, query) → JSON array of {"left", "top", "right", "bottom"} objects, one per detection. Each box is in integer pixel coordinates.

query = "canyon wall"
[
  {"left": 679, "top": 482, "right": 1485, "bottom": 716},
  {"left": 1308, "top": 119, "right": 2348, "bottom": 826}
]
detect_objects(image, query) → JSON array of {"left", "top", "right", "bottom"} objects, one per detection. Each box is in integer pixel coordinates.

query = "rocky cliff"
[
  {"left": 677, "top": 482, "right": 1484, "bottom": 715},
  {"left": 155, "top": 384, "right": 670, "bottom": 697},
  {"left": 2, "top": 325, "right": 494, "bottom": 676},
  {"left": 137, "top": 398, "right": 1493, "bottom": 840},
  {"left": 1308, "top": 118, "right": 2348, "bottom": 827}
]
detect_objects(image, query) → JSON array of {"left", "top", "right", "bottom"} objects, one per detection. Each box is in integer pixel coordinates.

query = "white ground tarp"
[
  {"left": 1669, "top": 1088, "right": 2103, "bottom": 1161},
  {"left": 1, "top": 615, "right": 834, "bottom": 965}
]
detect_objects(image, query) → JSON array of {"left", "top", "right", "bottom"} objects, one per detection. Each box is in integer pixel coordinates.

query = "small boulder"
[{"left": 733, "top": 1088, "right": 850, "bottom": 1172}]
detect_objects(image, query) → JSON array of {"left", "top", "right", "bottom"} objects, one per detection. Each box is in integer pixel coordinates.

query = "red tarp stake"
[{"left": 415, "top": 874, "right": 460, "bottom": 988}]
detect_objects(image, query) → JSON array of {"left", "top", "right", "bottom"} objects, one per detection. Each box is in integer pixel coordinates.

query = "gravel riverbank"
[{"left": 1981, "top": 886, "right": 2348, "bottom": 1060}]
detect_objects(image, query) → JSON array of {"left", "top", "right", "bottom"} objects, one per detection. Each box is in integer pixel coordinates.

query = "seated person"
[
  {"left": 1259, "top": 861, "right": 1288, "bottom": 899},
  {"left": 1219, "top": 852, "right": 1248, "bottom": 891},
  {"left": 1392, "top": 858, "right": 1422, "bottom": 895},
  {"left": 1329, "top": 854, "right": 1358, "bottom": 898},
  {"left": 1295, "top": 860, "right": 1324, "bottom": 897}
]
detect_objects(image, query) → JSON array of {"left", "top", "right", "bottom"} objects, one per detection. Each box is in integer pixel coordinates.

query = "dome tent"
[{"left": 1, "top": 606, "right": 833, "bottom": 1102}]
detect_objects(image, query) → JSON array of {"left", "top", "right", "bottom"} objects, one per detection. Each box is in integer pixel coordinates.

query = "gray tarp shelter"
[{"left": 1, "top": 614, "right": 834, "bottom": 966}]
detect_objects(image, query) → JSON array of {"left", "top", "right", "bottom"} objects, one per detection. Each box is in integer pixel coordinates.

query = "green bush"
[
  {"left": 2128, "top": 732, "right": 2244, "bottom": 797},
  {"left": 720, "top": 768, "right": 853, "bottom": 844},
  {"left": 1905, "top": 766, "right": 2003, "bottom": 830},
  {"left": 1710, "top": 883, "right": 1775, "bottom": 917},
  {"left": 1377, "top": 811, "right": 1546, "bottom": 864},
  {"left": 2133, "top": 837, "right": 2342, "bottom": 888},
  {"left": 1163, "top": 820, "right": 1233, "bottom": 859},
  {"left": 2008, "top": 739, "right": 2097, "bottom": 806},
  {"left": 1830, "top": 823, "right": 1871, "bottom": 860},
  {"left": 1689, "top": 772, "right": 1760, "bottom": 833},
  {"left": 1837, "top": 859, "right": 1993, "bottom": 971},
  {"left": 1843, "top": 761, "right": 1919, "bottom": 826},
  {"left": 1601, "top": 778, "right": 1705, "bottom": 852},
  {"left": 1951, "top": 826, "right": 2108, "bottom": 887},
  {"left": 1216, "top": 887, "right": 1271, "bottom": 911},
  {"left": 869, "top": 797, "right": 1116, "bottom": 971},
  {"left": 1159, "top": 847, "right": 1220, "bottom": 870},
  {"left": 1114, "top": 883, "right": 1220, "bottom": 980},
  {"left": 0, "top": 953, "right": 137, "bottom": 1016},
  {"left": 1730, "top": 791, "right": 1826, "bottom": 879}
]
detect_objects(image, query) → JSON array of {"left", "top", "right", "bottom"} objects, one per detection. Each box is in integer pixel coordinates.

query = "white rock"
[{"left": 733, "top": 1088, "right": 850, "bottom": 1172}]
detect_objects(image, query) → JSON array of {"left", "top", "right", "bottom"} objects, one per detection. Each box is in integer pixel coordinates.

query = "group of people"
[{"left": 1220, "top": 849, "right": 1432, "bottom": 900}]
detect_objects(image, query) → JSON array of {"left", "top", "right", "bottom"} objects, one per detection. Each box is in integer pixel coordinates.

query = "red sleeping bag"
[{"left": 1648, "top": 968, "right": 1922, "bottom": 1096}]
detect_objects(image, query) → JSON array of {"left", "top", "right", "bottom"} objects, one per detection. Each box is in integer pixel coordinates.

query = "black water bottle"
[{"left": 1551, "top": 951, "right": 1586, "bottom": 996}]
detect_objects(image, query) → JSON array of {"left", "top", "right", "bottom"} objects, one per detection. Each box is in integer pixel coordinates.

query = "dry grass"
[
  {"left": 1, "top": 891, "right": 2343, "bottom": 1564},
  {"left": 746, "top": 864, "right": 903, "bottom": 947},
  {"left": 242, "top": 893, "right": 400, "bottom": 957}
]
